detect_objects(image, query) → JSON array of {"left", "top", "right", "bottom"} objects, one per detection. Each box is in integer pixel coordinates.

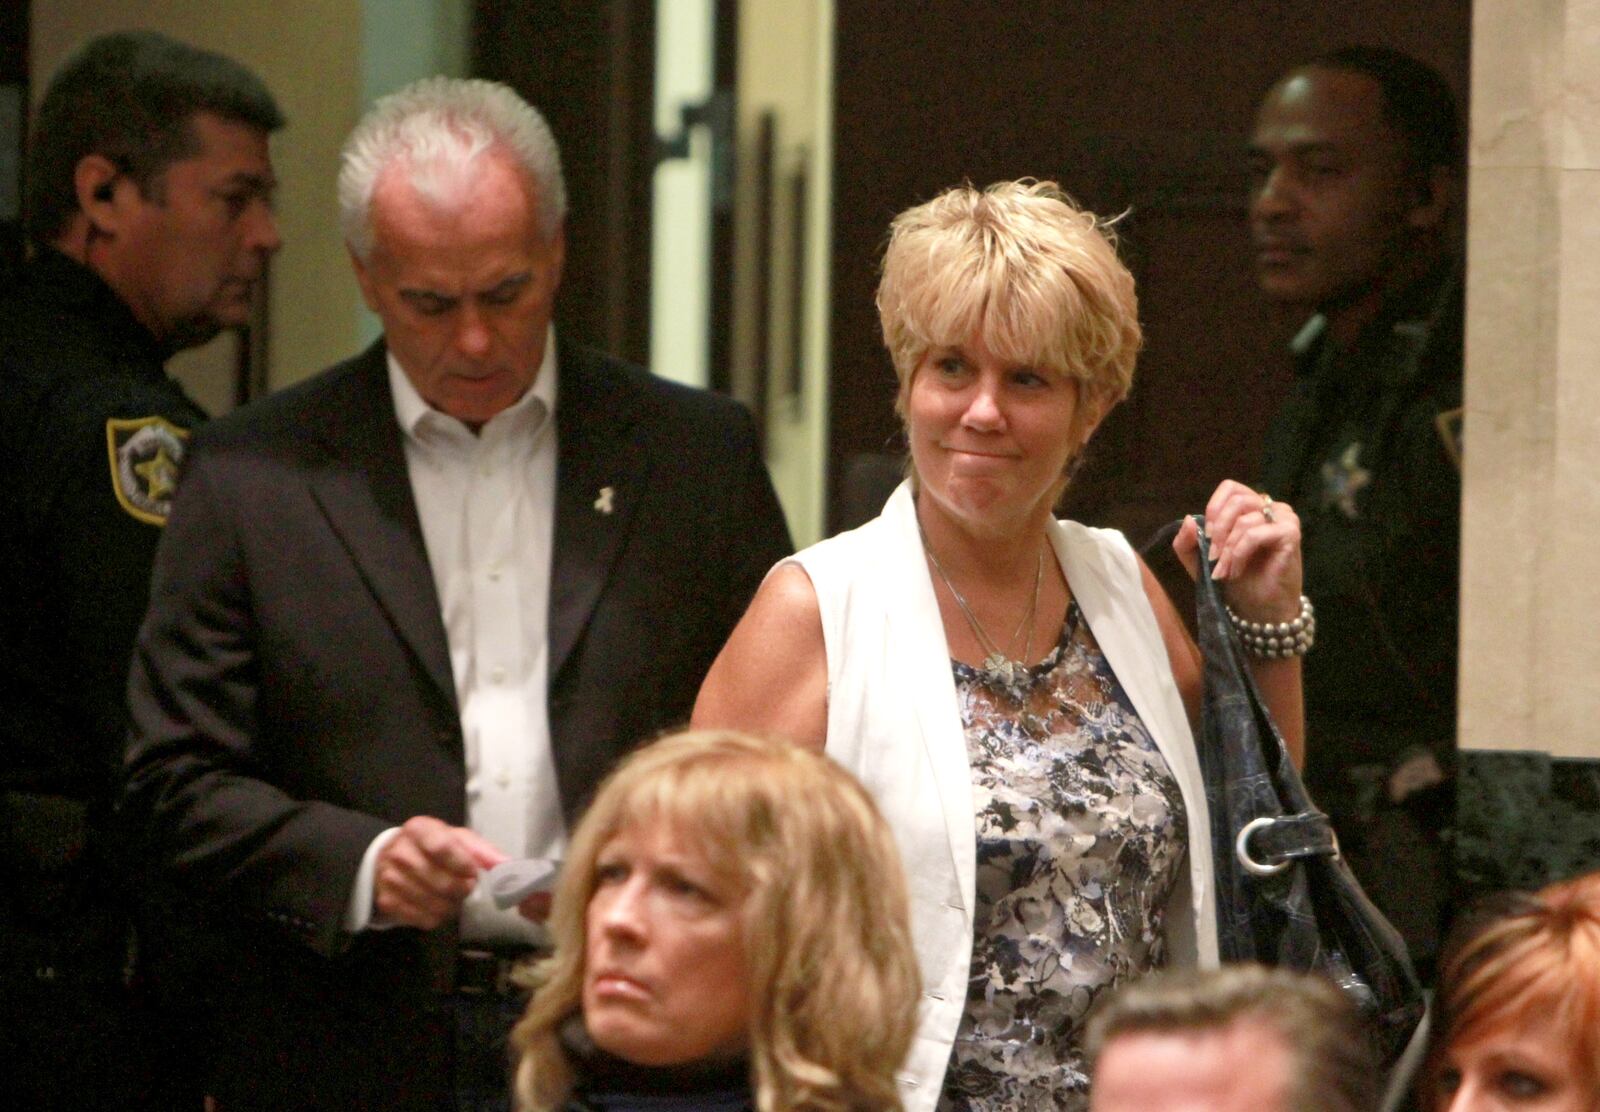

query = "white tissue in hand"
[{"left": 486, "top": 858, "right": 560, "bottom": 909}]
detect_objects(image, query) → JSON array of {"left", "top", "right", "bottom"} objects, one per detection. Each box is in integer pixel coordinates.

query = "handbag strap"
[
  {"left": 1149, "top": 519, "right": 1425, "bottom": 1068},
  {"left": 1148, "top": 514, "right": 1341, "bottom": 867}
]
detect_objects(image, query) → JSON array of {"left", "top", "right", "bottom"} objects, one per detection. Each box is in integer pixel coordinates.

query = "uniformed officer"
[
  {"left": 1247, "top": 46, "right": 1462, "bottom": 973},
  {"left": 0, "top": 31, "right": 281, "bottom": 1107}
]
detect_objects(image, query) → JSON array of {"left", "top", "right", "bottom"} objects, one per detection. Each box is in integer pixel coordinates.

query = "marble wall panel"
[
  {"left": 1457, "top": 750, "right": 1600, "bottom": 891},
  {"left": 1536, "top": 169, "right": 1600, "bottom": 745},
  {"left": 1561, "top": 0, "right": 1600, "bottom": 167},
  {"left": 1459, "top": 162, "right": 1561, "bottom": 750},
  {"left": 1470, "top": 0, "right": 1563, "bottom": 168}
]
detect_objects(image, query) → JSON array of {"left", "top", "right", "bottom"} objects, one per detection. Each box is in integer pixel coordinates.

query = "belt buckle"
[
  {"left": 455, "top": 947, "right": 499, "bottom": 997},
  {"left": 456, "top": 946, "right": 533, "bottom": 996}
]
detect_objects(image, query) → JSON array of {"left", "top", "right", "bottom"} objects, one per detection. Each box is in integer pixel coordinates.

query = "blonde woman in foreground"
[{"left": 511, "top": 730, "right": 921, "bottom": 1112}]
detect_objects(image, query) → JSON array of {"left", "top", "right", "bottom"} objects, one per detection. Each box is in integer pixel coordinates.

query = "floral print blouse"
[{"left": 936, "top": 602, "right": 1188, "bottom": 1112}]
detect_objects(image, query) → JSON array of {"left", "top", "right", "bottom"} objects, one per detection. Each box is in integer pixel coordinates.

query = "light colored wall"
[
  {"left": 31, "top": 2, "right": 365, "bottom": 398},
  {"left": 649, "top": 0, "right": 714, "bottom": 388},
  {"left": 732, "top": 0, "right": 833, "bottom": 545},
  {"left": 354, "top": 0, "right": 471, "bottom": 349},
  {"left": 1459, "top": 0, "right": 1600, "bottom": 758}
]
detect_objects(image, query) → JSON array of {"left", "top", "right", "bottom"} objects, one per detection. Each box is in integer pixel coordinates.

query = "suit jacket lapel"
[
  {"left": 304, "top": 342, "right": 458, "bottom": 713},
  {"left": 548, "top": 344, "right": 648, "bottom": 685}
]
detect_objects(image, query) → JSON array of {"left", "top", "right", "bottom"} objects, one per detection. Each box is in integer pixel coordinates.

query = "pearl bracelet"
[{"left": 1225, "top": 595, "right": 1315, "bottom": 659}]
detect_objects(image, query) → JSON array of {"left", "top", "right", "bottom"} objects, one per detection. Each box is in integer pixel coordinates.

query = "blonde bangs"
[{"left": 878, "top": 179, "right": 1141, "bottom": 410}]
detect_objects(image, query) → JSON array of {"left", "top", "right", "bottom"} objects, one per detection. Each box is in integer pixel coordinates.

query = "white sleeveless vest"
[{"left": 789, "top": 483, "right": 1218, "bottom": 1112}]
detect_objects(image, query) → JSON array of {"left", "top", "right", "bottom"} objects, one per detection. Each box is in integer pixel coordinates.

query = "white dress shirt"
[{"left": 344, "top": 329, "right": 564, "bottom": 946}]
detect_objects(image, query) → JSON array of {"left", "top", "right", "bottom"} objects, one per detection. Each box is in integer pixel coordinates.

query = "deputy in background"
[
  {"left": 1248, "top": 46, "right": 1463, "bottom": 971},
  {"left": 0, "top": 30, "right": 281, "bottom": 1108}
]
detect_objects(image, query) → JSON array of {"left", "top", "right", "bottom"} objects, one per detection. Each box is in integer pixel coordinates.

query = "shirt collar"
[{"left": 388, "top": 326, "right": 559, "bottom": 444}]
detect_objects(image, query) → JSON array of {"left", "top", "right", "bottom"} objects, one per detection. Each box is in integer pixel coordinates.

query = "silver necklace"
[{"left": 919, "top": 523, "right": 1044, "bottom": 686}]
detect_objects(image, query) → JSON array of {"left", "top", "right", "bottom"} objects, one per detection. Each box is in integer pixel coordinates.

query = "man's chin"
[
  {"left": 163, "top": 316, "right": 230, "bottom": 354},
  {"left": 1254, "top": 267, "right": 1322, "bottom": 308}
]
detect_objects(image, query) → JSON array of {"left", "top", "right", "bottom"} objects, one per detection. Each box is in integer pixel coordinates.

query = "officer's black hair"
[
  {"left": 25, "top": 30, "right": 285, "bottom": 247},
  {"left": 1303, "top": 46, "right": 1462, "bottom": 178}
]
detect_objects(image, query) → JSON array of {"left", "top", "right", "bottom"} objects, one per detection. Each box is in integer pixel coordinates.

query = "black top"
[
  {"left": 0, "top": 248, "right": 207, "bottom": 977},
  {"left": 560, "top": 1021, "right": 754, "bottom": 1112},
  {"left": 1259, "top": 262, "right": 1462, "bottom": 789}
]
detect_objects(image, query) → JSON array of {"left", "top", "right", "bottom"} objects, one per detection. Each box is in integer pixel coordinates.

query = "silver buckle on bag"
[
  {"left": 1235, "top": 815, "right": 1341, "bottom": 877},
  {"left": 1236, "top": 817, "right": 1292, "bottom": 876}
]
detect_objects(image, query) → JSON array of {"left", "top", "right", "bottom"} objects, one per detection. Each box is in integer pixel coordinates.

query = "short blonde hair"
[
  {"left": 1427, "top": 871, "right": 1600, "bottom": 1105},
  {"left": 876, "top": 179, "right": 1142, "bottom": 420},
  {"left": 512, "top": 730, "right": 920, "bottom": 1112}
]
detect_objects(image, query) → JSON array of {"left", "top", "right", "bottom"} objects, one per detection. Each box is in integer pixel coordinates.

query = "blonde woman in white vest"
[{"left": 694, "top": 180, "right": 1308, "bottom": 1112}]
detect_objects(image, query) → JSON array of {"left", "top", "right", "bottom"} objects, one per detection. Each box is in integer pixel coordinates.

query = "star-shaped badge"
[
  {"left": 106, "top": 416, "right": 190, "bottom": 525},
  {"left": 135, "top": 445, "right": 179, "bottom": 502},
  {"left": 1321, "top": 442, "right": 1371, "bottom": 520}
]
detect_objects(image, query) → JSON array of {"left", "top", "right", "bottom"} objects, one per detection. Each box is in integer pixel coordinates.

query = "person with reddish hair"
[{"left": 1425, "top": 871, "right": 1600, "bottom": 1110}]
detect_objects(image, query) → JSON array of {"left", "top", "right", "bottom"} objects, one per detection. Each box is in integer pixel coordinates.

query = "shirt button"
[
  {"left": 495, "top": 772, "right": 511, "bottom": 789},
  {"left": 487, "top": 565, "right": 502, "bottom": 582},
  {"left": 489, "top": 665, "right": 506, "bottom": 684}
]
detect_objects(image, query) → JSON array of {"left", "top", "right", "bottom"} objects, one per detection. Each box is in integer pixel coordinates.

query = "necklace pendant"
[{"left": 984, "top": 653, "right": 1017, "bottom": 685}]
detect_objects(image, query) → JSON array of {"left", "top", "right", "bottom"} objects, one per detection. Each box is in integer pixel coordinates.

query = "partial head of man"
[
  {"left": 1085, "top": 965, "right": 1378, "bottom": 1112},
  {"left": 27, "top": 31, "right": 284, "bottom": 353},
  {"left": 339, "top": 77, "right": 568, "bottom": 430},
  {"left": 1249, "top": 46, "right": 1461, "bottom": 320}
]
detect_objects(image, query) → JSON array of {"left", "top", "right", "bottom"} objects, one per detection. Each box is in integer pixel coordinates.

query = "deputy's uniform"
[
  {"left": 0, "top": 247, "right": 206, "bottom": 1106},
  {"left": 1260, "top": 263, "right": 1462, "bottom": 970}
]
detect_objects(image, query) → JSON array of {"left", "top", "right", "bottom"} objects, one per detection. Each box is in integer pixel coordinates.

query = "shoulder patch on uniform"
[
  {"left": 105, "top": 416, "right": 191, "bottom": 525},
  {"left": 1434, "top": 407, "right": 1464, "bottom": 472}
]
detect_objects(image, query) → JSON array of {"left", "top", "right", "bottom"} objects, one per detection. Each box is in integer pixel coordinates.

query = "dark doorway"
[
  {"left": 0, "top": 0, "right": 29, "bottom": 284},
  {"left": 473, "top": 0, "right": 740, "bottom": 391},
  {"left": 473, "top": 1, "right": 660, "bottom": 369}
]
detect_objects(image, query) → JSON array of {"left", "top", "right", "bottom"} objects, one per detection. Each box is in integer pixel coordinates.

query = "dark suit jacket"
[{"left": 122, "top": 340, "right": 790, "bottom": 1109}]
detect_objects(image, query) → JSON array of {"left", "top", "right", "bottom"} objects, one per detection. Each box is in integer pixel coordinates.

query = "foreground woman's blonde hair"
[{"left": 511, "top": 729, "right": 921, "bottom": 1112}]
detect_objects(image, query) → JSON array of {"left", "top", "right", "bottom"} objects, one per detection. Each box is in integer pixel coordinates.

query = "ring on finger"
[{"left": 1259, "top": 491, "right": 1276, "bottom": 523}]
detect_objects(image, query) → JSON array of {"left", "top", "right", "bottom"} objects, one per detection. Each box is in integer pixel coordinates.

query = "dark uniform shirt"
[
  {"left": 1259, "top": 262, "right": 1462, "bottom": 962},
  {"left": 0, "top": 247, "right": 207, "bottom": 978}
]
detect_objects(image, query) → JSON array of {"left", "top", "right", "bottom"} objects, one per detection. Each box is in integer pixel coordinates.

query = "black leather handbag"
[{"left": 1184, "top": 516, "right": 1426, "bottom": 1067}]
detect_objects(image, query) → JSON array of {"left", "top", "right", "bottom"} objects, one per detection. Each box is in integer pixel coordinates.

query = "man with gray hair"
[
  {"left": 1086, "top": 965, "right": 1379, "bottom": 1112},
  {"left": 123, "top": 77, "right": 790, "bottom": 1110}
]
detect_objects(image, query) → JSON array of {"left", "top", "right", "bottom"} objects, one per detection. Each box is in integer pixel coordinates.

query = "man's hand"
[{"left": 374, "top": 816, "right": 506, "bottom": 930}]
